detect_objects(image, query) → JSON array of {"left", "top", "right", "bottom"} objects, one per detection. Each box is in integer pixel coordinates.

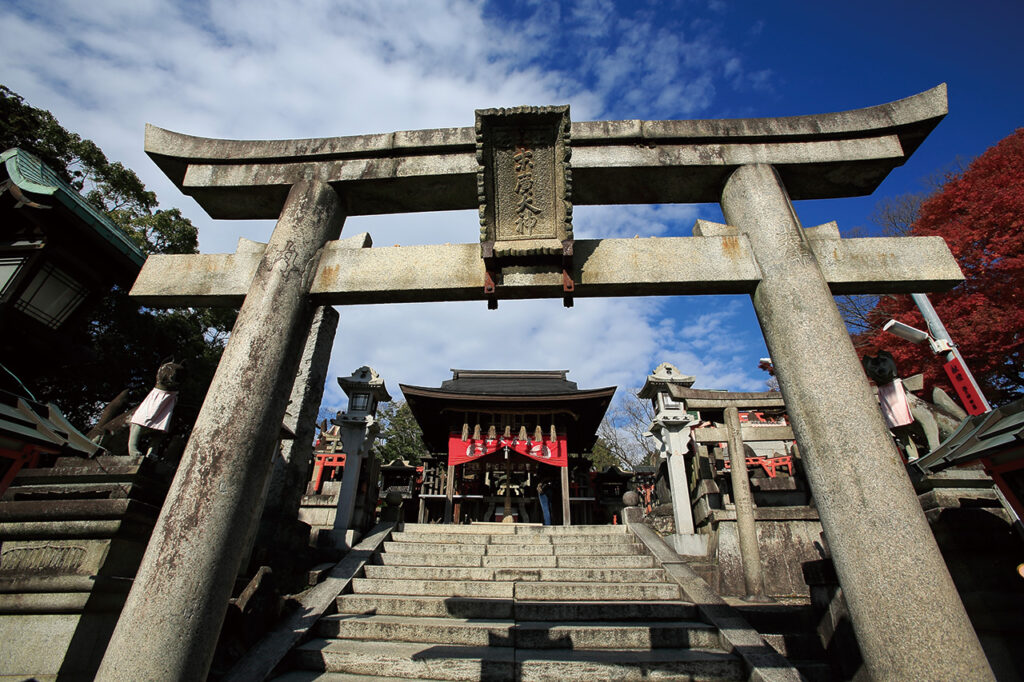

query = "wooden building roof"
[{"left": 400, "top": 370, "right": 615, "bottom": 454}]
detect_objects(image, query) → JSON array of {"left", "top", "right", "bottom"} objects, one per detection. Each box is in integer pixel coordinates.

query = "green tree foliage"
[
  {"left": 588, "top": 438, "right": 624, "bottom": 472},
  {"left": 373, "top": 401, "right": 430, "bottom": 465},
  {"left": 0, "top": 85, "right": 235, "bottom": 429},
  {"left": 854, "top": 129, "right": 1024, "bottom": 405}
]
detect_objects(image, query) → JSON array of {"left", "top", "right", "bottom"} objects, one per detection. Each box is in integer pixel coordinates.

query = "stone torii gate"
[{"left": 97, "top": 85, "right": 994, "bottom": 681}]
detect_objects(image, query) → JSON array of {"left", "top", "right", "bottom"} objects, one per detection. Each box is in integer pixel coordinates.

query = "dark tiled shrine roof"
[
  {"left": 439, "top": 369, "right": 579, "bottom": 396},
  {"left": 399, "top": 370, "right": 616, "bottom": 454}
]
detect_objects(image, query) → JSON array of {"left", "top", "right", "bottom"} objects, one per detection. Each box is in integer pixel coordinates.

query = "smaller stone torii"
[{"left": 97, "top": 86, "right": 995, "bottom": 681}]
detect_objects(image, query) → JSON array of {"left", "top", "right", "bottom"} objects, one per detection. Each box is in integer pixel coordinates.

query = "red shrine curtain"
[{"left": 447, "top": 433, "right": 568, "bottom": 467}]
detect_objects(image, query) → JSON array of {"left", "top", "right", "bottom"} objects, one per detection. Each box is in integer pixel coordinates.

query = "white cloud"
[{"left": 1, "top": 0, "right": 772, "bottom": 416}]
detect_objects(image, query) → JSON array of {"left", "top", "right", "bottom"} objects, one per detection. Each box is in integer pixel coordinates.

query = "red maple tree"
[{"left": 854, "top": 128, "right": 1024, "bottom": 406}]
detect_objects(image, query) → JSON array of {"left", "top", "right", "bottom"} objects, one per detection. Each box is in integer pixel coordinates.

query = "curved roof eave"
[
  {"left": 2, "top": 148, "right": 146, "bottom": 269},
  {"left": 399, "top": 384, "right": 618, "bottom": 403}
]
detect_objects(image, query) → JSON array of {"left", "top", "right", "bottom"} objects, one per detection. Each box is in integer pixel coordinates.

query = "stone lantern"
[
  {"left": 638, "top": 362, "right": 708, "bottom": 555},
  {"left": 337, "top": 365, "right": 390, "bottom": 420},
  {"left": 330, "top": 366, "right": 391, "bottom": 543}
]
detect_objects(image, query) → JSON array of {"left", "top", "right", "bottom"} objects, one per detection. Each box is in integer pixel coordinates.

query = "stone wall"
[
  {"left": 707, "top": 509, "right": 824, "bottom": 598},
  {"left": 0, "top": 456, "right": 167, "bottom": 681}
]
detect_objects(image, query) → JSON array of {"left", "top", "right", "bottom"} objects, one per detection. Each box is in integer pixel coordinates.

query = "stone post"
[
  {"left": 96, "top": 180, "right": 345, "bottom": 682},
  {"left": 640, "top": 363, "right": 707, "bottom": 555},
  {"left": 723, "top": 406, "right": 767, "bottom": 599},
  {"left": 659, "top": 424, "right": 697, "bottom": 534},
  {"left": 720, "top": 163, "right": 992, "bottom": 680},
  {"left": 331, "top": 418, "right": 374, "bottom": 536},
  {"left": 247, "top": 306, "right": 339, "bottom": 573},
  {"left": 271, "top": 307, "right": 340, "bottom": 529},
  {"left": 647, "top": 421, "right": 708, "bottom": 555}
]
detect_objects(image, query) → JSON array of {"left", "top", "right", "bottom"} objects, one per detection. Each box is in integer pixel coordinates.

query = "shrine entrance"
[
  {"left": 401, "top": 369, "right": 614, "bottom": 526},
  {"left": 97, "top": 86, "right": 995, "bottom": 682}
]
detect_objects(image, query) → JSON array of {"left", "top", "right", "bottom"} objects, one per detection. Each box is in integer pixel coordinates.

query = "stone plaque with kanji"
[{"left": 476, "top": 106, "right": 572, "bottom": 259}]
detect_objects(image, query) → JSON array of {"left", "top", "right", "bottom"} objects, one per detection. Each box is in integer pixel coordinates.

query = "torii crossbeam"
[{"left": 97, "top": 85, "right": 995, "bottom": 682}]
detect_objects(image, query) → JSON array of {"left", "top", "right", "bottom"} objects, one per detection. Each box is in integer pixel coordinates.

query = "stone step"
[
  {"left": 337, "top": 594, "right": 515, "bottom": 619},
  {"left": 512, "top": 524, "right": 630, "bottom": 536},
  {"left": 316, "top": 614, "right": 513, "bottom": 647},
  {"left": 487, "top": 533, "right": 630, "bottom": 545},
  {"left": 378, "top": 552, "right": 486, "bottom": 567},
  {"left": 378, "top": 552, "right": 654, "bottom": 569},
  {"left": 515, "top": 648, "right": 743, "bottom": 681},
  {"left": 390, "top": 531, "right": 633, "bottom": 546},
  {"left": 293, "top": 639, "right": 743, "bottom": 681},
  {"left": 514, "top": 599, "right": 699, "bottom": 622},
  {"left": 350, "top": 578, "right": 681, "bottom": 601},
  {"left": 383, "top": 542, "right": 486, "bottom": 555},
  {"left": 362, "top": 565, "right": 667, "bottom": 583},
  {"left": 272, "top": 672, "right": 449, "bottom": 682},
  {"left": 336, "top": 595, "right": 699, "bottom": 622},
  {"left": 292, "top": 639, "right": 514, "bottom": 680},
  {"left": 382, "top": 541, "right": 639, "bottom": 556},
  {"left": 400, "top": 522, "right": 520, "bottom": 535},
  {"left": 351, "top": 578, "right": 514, "bottom": 599},
  {"left": 314, "top": 614, "right": 722, "bottom": 650},
  {"left": 401, "top": 523, "right": 629, "bottom": 536},
  {"left": 389, "top": 532, "right": 493, "bottom": 545},
  {"left": 514, "top": 620, "right": 721, "bottom": 650},
  {"left": 516, "top": 581, "right": 682, "bottom": 602},
  {"left": 486, "top": 541, "right": 639, "bottom": 556}
]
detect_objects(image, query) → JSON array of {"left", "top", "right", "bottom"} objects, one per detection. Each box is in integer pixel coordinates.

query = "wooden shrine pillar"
[
  {"left": 444, "top": 463, "right": 456, "bottom": 523},
  {"left": 560, "top": 466, "right": 571, "bottom": 526}
]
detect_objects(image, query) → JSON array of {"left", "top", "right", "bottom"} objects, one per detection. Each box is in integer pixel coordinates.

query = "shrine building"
[{"left": 400, "top": 369, "right": 615, "bottom": 525}]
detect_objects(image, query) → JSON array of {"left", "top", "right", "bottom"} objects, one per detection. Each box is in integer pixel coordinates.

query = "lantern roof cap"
[
  {"left": 638, "top": 362, "right": 696, "bottom": 399},
  {"left": 337, "top": 365, "right": 392, "bottom": 401}
]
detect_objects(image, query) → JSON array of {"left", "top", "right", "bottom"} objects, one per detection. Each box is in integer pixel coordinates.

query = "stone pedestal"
[
  {"left": 332, "top": 417, "right": 377, "bottom": 534},
  {"left": 647, "top": 413, "right": 702, "bottom": 556},
  {"left": 671, "top": 533, "right": 709, "bottom": 556}
]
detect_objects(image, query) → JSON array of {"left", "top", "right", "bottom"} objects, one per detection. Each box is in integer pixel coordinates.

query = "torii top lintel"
[{"left": 144, "top": 85, "right": 947, "bottom": 221}]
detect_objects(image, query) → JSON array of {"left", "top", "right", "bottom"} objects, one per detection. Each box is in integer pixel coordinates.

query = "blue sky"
[{"left": 2, "top": 0, "right": 1021, "bottom": 413}]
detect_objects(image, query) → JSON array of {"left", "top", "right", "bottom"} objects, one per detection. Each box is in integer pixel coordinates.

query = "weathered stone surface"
[
  {"left": 145, "top": 85, "right": 946, "bottom": 218},
  {"left": 251, "top": 304, "right": 340, "bottom": 584},
  {"left": 476, "top": 105, "right": 572, "bottom": 257},
  {"left": 693, "top": 424, "right": 794, "bottom": 443},
  {"left": 96, "top": 180, "right": 345, "bottom": 682},
  {"left": 627, "top": 522, "right": 800, "bottom": 682},
  {"left": 221, "top": 522, "right": 395, "bottom": 682},
  {"left": 714, "top": 518, "right": 826, "bottom": 598},
  {"left": 720, "top": 163, "right": 992, "bottom": 681},
  {"left": 130, "top": 232, "right": 962, "bottom": 307},
  {"left": 0, "top": 457, "right": 166, "bottom": 682},
  {"left": 723, "top": 407, "right": 767, "bottom": 599}
]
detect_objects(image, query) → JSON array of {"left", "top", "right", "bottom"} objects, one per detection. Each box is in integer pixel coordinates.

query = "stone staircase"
[{"left": 273, "top": 522, "right": 749, "bottom": 681}]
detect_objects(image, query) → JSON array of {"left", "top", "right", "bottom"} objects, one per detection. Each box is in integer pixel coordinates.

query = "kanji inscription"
[{"left": 476, "top": 106, "right": 572, "bottom": 258}]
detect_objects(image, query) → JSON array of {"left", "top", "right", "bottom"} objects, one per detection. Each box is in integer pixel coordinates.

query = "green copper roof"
[{"left": 2, "top": 148, "right": 146, "bottom": 267}]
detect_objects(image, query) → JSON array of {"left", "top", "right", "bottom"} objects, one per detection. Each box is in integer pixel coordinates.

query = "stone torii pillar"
[
  {"left": 720, "top": 164, "right": 992, "bottom": 680},
  {"left": 96, "top": 180, "right": 345, "bottom": 681},
  {"left": 122, "top": 86, "right": 990, "bottom": 680}
]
